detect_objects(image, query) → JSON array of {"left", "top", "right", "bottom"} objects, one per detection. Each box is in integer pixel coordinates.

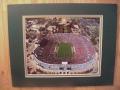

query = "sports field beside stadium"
[{"left": 57, "top": 42, "right": 73, "bottom": 60}]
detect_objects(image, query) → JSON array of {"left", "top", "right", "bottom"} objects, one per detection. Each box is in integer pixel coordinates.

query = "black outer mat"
[{"left": 8, "top": 4, "right": 117, "bottom": 86}]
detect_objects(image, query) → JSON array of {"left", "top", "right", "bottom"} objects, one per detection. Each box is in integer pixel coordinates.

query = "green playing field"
[{"left": 57, "top": 42, "right": 73, "bottom": 59}]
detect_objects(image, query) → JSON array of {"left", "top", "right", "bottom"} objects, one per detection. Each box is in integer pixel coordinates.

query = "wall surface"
[{"left": 0, "top": 0, "right": 120, "bottom": 90}]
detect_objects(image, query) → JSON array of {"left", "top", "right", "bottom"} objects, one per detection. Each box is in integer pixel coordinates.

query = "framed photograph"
[{"left": 8, "top": 4, "right": 117, "bottom": 86}]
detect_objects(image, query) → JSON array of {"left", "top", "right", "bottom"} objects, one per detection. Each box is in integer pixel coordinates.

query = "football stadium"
[{"left": 24, "top": 16, "right": 102, "bottom": 77}]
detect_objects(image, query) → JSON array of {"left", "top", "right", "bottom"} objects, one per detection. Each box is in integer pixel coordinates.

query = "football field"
[{"left": 57, "top": 42, "right": 73, "bottom": 59}]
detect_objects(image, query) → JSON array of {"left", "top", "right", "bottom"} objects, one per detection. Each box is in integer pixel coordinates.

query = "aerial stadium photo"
[{"left": 23, "top": 15, "right": 103, "bottom": 77}]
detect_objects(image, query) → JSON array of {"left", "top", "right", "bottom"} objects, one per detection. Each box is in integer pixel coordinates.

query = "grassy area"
[{"left": 57, "top": 42, "right": 73, "bottom": 60}]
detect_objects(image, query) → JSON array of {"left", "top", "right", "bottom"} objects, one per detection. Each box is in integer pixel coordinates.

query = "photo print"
[{"left": 23, "top": 15, "right": 103, "bottom": 78}]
